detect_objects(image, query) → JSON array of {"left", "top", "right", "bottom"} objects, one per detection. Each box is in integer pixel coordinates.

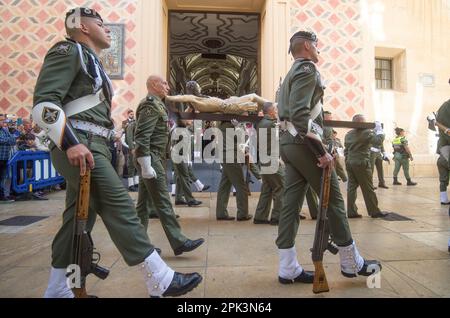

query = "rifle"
[
  {"left": 71, "top": 169, "right": 109, "bottom": 298},
  {"left": 311, "top": 151, "right": 339, "bottom": 294}
]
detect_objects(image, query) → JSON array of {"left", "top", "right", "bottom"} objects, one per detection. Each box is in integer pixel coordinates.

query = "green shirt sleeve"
[
  {"left": 288, "top": 63, "right": 317, "bottom": 138},
  {"left": 135, "top": 102, "right": 159, "bottom": 158},
  {"left": 33, "top": 42, "right": 80, "bottom": 107}
]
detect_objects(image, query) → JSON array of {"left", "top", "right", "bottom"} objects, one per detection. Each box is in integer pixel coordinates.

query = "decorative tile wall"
[
  {"left": 290, "top": 0, "right": 364, "bottom": 120},
  {"left": 0, "top": 0, "right": 138, "bottom": 123}
]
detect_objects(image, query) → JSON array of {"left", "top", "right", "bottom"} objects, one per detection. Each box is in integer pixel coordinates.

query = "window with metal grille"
[{"left": 375, "top": 58, "right": 393, "bottom": 89}]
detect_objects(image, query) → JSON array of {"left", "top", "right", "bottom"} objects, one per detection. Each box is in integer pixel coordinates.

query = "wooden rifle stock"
[
  {"left": 71, "top": 170, "right": 109, "bottom": 298},
  {"left": 72, "top": 169, "right": 91, "bottom": 298},
  {"left": 312, "top": 164, "right": 333, "bottom": 294}
]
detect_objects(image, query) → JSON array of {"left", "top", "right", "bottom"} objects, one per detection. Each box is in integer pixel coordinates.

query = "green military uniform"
[
  {"left": 276, "top": 58, "right": 352, "bottom": 248},
  {"left": 304, "top": 186, "right": 319, "bottom": 219},
  {"left": 171, "top": 121, "right": 196, "bottom": 203},
  {"left": 134, "top": 95, "right": 188, "bottom": 250},
  {"left": 322, "top": 126, "right": 347, "bottom": 182},
  {"left": 216, "top": 121, "right": 249, "bottom": 219},
  {"left": 344, "top": 129, "right": 385, "bottom": 217},
  {"left": 33, "top": 39, "right": 153, "bottom": 268},
  {"left": 254, "top": 115, "right": 284, "bottom": 222},
  {"left": 392, "top": 136, "right": 411, "bottom": 180},
  {"left": 369, "top": 139, "right": 387, "bottom": 187},
  {"left": 436, "top": 100, "right": 450, "bottom": 195},
  {"left": 125, "top": 120, "right": 137, "bottom": 178}
]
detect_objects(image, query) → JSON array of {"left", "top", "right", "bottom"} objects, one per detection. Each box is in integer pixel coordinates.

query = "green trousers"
[
  {"left": 276, "top": 136, "right": 352, "bottom": 248},
  {"left": 50, "top": 135, "right": 153, "bottom": 268},
  {"left": 127, "top": 151, "right": 137, "bottom": 177},
  {"left": 216, "top": 163, "right": 249, "bottom": 219},
  {"left": 437, "top": 155, "right": 449, "bottom": 192},
  {"left": 174, "top": 162, "right": 195, "bottom": 202},
  {"left": 305, "top": 186, "right": 319, "bottom": 219},
  {"left": 254, "top": 168, "right": 284, "bottom": 221},
  {"left": 370, "top": 152, "right": 386, "bottom": 185},
  {"left": 187, "top": 164, "right": 197, "bottom": 183},
  {"left": 335, "top": 158, "right": 348, "bottom": 182},
  {"left": 346, "top": 160, "right": 381, "bottom": 217},
  {"left": 136, "top": 153, "right": 187, "bottom": 251},
  {"left": 393, "top": 153, "right": 411, "bottom": 179}
]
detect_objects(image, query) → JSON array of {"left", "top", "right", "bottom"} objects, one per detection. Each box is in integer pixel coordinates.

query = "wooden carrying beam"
[{"left": 177, "top": 112, "right": 376, "bottom": 129}]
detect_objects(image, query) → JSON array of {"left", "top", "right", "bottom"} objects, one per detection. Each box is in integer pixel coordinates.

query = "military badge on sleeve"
[
  {"left": 55, "top": 43, "right": 72, "bottom": 55},
  {"left": 42, "top": 107, "right": 60, "bottom": 124},
  {"left": 300, "top": 64, "right": 313, "bottom": 73}
]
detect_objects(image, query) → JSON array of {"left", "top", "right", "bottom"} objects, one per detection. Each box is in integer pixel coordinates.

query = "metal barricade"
[{"left": 7, "top": 151, "right": 64, "bottom": 194}]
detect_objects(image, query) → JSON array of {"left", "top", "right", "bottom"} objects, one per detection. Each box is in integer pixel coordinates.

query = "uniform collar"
[
  {"left": 264, "top": 115, "right": 275, "bottom": 121},
  {"left": 147, "top": 94, "right": 164, "bottom": 104}
]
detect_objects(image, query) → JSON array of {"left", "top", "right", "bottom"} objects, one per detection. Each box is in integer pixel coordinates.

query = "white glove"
[
  {"left": 137, "top": 156, "right": 156, "bottom": 179},
  {"left": 382, "top": 152, "right": 388, "bottom": 159},
  {"left": 374, "top": 121, "right": 384, "bottom": 135}
]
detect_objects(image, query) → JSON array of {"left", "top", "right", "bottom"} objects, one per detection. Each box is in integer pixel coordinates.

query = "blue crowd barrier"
[{"left": 7, "top": 151, "right": 65, "bottom": 194}]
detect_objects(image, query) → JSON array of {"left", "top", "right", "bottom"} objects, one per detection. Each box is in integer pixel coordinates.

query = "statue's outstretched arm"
[{"left": 166, "top": 95, "right": 198, "bottom": 103}]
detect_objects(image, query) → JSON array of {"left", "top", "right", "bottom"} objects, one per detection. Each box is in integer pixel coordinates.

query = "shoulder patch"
[
  {"left": 300, "top": 63, "right": 314, "bottom": 74},
  {"left": 55, "top": 43, "right": 73, "bottom": 55}
]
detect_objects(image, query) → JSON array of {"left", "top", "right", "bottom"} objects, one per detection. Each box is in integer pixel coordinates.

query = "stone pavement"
[{"left": 0, "top": 178, "right": 449, "bottom": 298}]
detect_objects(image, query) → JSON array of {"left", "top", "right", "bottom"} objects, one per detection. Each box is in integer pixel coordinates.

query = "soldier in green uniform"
[
  {"left": 370, "top": 136, "right": 389, "bottom": 189},
  {"left": 276, "top": 31, "right": 381, "bottom": 284},
  {"left": 216, "top": 120, "right": 252, "bottom": 221},
  {"left": 134, "top": 75, "right": 204, "bottom": 255},
  {"left": 123, "top": 112, "right": 139, "bottom": 191},
  {"left": 344, "top": 115, "right": 389, "bottom": 218},
  {"left": 323, "top": 112, "right": 348, "bottom": 182},
  {"left": 254, "top": 102, "right": 284, "bottom": 225},
  {"left": 171, "top": 117, "right": 202, "bottom": 207},
  {"left": 392, "top": 128, "right": 418, "bottom": 186},
  {"left": 434, "top": 93, "right": 450, "bottom": 204},
  {"left": 33, "top": 7, "right": 201, "bottom": 298}
]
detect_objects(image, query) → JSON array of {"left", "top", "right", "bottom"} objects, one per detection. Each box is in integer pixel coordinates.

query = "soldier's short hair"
[
  {"left": 288, "top": 31, "right": 318, "bottom": 54},
  {"left": 262, "top": 102, "right": 275, "bottom": 114},
  {"left": 127, "top": 109, "right": 134, "bottom": 114},
  {"left": 352, "top": 114, "right": 365, "bottom": 122}
]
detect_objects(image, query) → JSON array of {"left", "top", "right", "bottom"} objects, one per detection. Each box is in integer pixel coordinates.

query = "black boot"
[
  {"left": 393, "top": 177, "right": 402, "bottom": 185},
  {"left": 406, "top": 179, "right": 417, "bottom": 186},
  {"left": 162, "top": 272, "right": 203, "bottom": 297}
]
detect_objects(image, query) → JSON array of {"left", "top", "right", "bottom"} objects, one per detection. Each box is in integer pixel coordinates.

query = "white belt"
[
  {"left": 70, "top": 119, "right": 115, "bottom": 140},
  {"left": 65, "top": 90, "right": 105, "bottom": 117}
]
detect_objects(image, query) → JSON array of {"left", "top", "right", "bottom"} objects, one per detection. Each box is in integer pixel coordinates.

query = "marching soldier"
[
  {"left": 171, "top": 117, "right": 202, "bottom": 207},
  {"left": 134, "top": 75, "right": 204, "bottom": 255},
  {"left": 276, "top": 31, "right": 381, "bottom": 285},
  {"left": 216, "top": 119, "right": 252, "bottom": 221},
  {"left": 254, "top": 102, "right": 283, "bottom": 225},
  {"left": 392, "top": 128, "right": 418, "bottom": 186},
  {"left": 322, "top": 112, "right": 347, "bottom": 183},
  {"left": 344, "top": 115, "right": 389, "bottom": 218},
  {"left": 123, "top": 114, "right": 139, "bottom": 191},
  {"left": 369, "top": 135, "right": 389, "bottom": 189},
  {"left": 435, "top": 85, "right": 450, "bottom": 204},
  {"left": 33, "top": 7, "right": 202, "bottom": 298}
]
